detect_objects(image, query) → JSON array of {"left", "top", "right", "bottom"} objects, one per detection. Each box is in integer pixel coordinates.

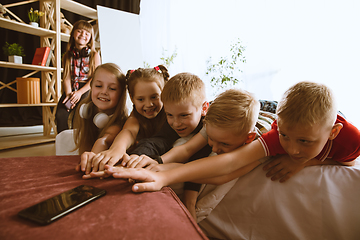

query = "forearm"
[
  {"left": 306, "top": 158, "right": 355, "bottom": 167},
  {"left": 63, "top": 77, "right": 72, "bottom": 95},
  {"left": 77, "top": 80, "right": 91, "bottom": 95},
  {"left": 109, "top": 129, "right": 135, "bottom": 154},
  {"left": 305, "top": 158, "right": 341, "bottom": 167},
  {"left": 161, "top": 146, "right": 192, "bottom": 164},
  {"left": 340, "top": 160, "right": 356, "bottom": 166},
  {"left": 91, "top": 137, "right": 110, "bottom": 154},
  {"left": 160, "top": 141, "right": 265, "bottom": 186},
  {"left": 92, "top": 126, "right": 122, "bottom": 153},
  {"left": 193, "top": 160, "right": 261, "bottom": 185},
  {"left": 162, "top": 133, "right": 208, "bottom": 164},
  {"left": 183, "top": 190, "right": 198, "bottom": 208}
]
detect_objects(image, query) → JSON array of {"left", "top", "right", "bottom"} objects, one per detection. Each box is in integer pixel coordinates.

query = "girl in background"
[
  {"left": 77, "top": 65, "right": 169, "bottom": 176},
  {"left": 73, "top": 63, "right": 127, "bottom": 157},
  {"left": 56, "top": 20, "right": 101, "bottom": 133}
]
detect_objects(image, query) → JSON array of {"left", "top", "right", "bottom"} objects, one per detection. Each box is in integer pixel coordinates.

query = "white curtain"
[{"left": 139, "top": 0, "right": 360, "bottom": 128}]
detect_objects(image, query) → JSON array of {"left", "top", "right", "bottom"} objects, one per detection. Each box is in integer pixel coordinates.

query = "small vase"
[
  {"left": 8, "top": 55, "right": 23, "bottom": 64},
  {"left": 29, "top": 22, "right": 39, "bottom": 27}
]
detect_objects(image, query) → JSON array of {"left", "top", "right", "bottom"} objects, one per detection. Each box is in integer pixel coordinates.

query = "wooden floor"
[{"left": 0, "top": 126, "right": 56, "bottom": 158}]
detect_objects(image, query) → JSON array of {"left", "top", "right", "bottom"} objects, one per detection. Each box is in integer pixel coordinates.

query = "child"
[
  {"left": 122, "top": 73, "right": 212, "bottom": 218},
  {"left": 121, "top": 72, "right": 211, "bottom": 169},
  {"left": 56, "top": 20, "right": 101, "bottom": 134},
  {"left": 90, "top": 72, "right": 211, "bottom": 209},
  {"left": 105, "top": 81, "right": 360, "bottom": 191},
  {"left": 72, "top": 63, "right": 127, "bottom": 157},
  {"left": 77, "top": 65, "right": 170, "bottom": 176},
  {"left": 159, "top": 89, "right": 268, "bottom": 168},
  {"left": 158, "top": 89, "right": 276, "bottom": 219}
]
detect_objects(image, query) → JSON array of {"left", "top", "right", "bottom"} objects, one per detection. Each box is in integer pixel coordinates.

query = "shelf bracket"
[{"left": 0, "top": 80, "right": 17, "bottom": 92}]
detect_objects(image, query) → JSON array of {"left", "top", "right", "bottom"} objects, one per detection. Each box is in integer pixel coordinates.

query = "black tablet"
[{"left": 18, "top": 185, "right": 106, "bottom": 225}]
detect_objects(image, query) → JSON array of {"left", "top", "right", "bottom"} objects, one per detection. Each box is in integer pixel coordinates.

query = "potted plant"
[
  {"left": 2, "top": 42, "right": 25, "bottom": 64},
  {"left": 28, "top": 8, "right": 44, "bottom": 27},
  {"left": 205, "top": 38, "right": 246, "bottom": 95}
]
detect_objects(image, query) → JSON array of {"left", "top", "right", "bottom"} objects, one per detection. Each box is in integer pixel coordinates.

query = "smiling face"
[
  {"left": 131, "top": 79, "right": 163, "bottom": 119},
  {"left": 164, "top": 100, "right": 206, "bottom": 138},
  {"left": 91, "top": 68, "right": 121, "bottom": 115},
  {"left": 277, "top": 118, "right": 333, "bottom": 164},
  {"left": 206, "top": 123, "right": 248, "bottom": 155},
  {"left": 73, "top": 28, "right": 91, "bottom": 49}
]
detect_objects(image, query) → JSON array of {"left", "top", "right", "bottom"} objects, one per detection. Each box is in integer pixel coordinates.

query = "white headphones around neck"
[{"left": 79, "top": 103, "right": 112, "bottom": 129}]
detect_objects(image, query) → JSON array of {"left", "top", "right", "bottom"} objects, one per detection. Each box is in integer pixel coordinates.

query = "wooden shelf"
[
  {"left": 0, "top": 103, "right": 57, "bottom": 108},
  {"left": 1, "top": 0, "right": 98, "bottom": 146},
  {"left": 0, "top": 134, "right": 55, "bottom": 151},
  {"left": 0, "top": 61, "right": 57, "bottom": 71},
  {"left": 61, "top": 0, "right": 98, "bottom": 19},
  {"left": 1, "top": 17, "right": 71, "bottom": 42},
  {"left": 0, "top": 17, "right": 56, "bottom": 37},
  {"left": 61, "top": 32, "right": 70, "bottom": 42}
]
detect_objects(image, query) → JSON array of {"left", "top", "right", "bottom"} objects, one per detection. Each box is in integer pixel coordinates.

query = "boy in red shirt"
[{"left": 103, "top": 81, "right": 360, "bottom": 191}]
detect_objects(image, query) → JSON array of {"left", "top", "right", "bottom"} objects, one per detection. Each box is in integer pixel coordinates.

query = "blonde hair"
[
  {"left": 204, "top": 89, "right": 260, "bottom": 135},
  {"left": 276, "top": 81, "right": 337, "bottom": 128},
  {"left": 126, "top": 65, "right": 170, "bottom": 139},
  {"left": 62, "top": 20, "right": 97, "bottom": 84},
  {"left": 73, "top": 63, "right": 128, "bottom": 153},
  {"left": 161, "top": 72, "right": 206, "bottom": 109}
]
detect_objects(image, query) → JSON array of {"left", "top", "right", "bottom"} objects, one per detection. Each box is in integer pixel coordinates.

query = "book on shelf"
[
  {"left": 32, "top": 47, "right": 51, "bottom": 66},
  {"left": 45, "top": 50, "right": 52, "bottom": 67}
]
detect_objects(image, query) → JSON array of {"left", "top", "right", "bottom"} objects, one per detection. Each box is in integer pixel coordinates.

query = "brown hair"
[
  {"left": 276, "top": 81, "right": 337, "bottom": 128},
  {"left": 126, "top": 65, "right": 170, "bottom": 139},
  {"left": 62, "top": 20, "right": 97, "bottom": 85},
  {"left": 204, "top": 89, "right": 260, "bottom": 135},
  {"left": 161, "top": 72, "right": 206, "bottom": 109},
  {"left": 73, "top": 63, "right": 128, "bottom": 153}
]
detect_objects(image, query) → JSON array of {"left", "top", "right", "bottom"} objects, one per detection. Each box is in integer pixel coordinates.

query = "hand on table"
[
  {"left": 104, "top": 165, "right": 166, "bottom": 192},
  {"left": 122, "top": 154, "right": 159, "bottom": 169},
  {"left": 89, "top": 149, "right": 125, "bottom": 172},
  {"left": 76, "top": 150, "right": 122, "bottom": 179}
]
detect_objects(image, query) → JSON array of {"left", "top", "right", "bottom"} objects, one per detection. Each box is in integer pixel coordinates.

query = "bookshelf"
[{"left": 0, "top": 0, "right": 98, "bottom": 149}]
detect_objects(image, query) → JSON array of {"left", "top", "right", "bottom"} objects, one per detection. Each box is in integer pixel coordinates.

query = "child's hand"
[
  {"left": 124, "top": 154, "right": 159, "bottom": 169},
  {"left": 69, "top": 91, "right": 82, "bottom": 106},
  {"left": 62, "top": 92, "right": 77, "bottom": 109},
  {"left": 105, "top": 165, "right": 166, "bottom": 192},
  {"left": 76, "top": 151, "right": 97, "bottom": 174},
  {"left": 263, "top": 155, "right": 305, "bottom": 183},
  {"left": 90, "top": 149, "right": 124, "bottom": 172},
  {"left": 86, "top": 170, "right": 111, "bottom": 179},
  {"left": 62, "top": 93, "right": 72, "bottom": 104}
]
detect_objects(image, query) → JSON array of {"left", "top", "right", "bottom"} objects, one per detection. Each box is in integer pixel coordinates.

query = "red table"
[{"left": 0, "top": 155, "right": 208, "bottom": 240}]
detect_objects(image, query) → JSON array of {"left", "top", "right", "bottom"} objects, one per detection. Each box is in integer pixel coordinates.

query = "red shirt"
[{"left": 258, "top": 115, "right": 360, "bottom": 162}]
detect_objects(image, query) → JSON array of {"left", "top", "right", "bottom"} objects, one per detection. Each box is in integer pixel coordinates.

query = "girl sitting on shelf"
[
  {"left": 72, "top": 62, "right": 128, "bottom": 155},
  {"left": 55, "top": 20, "right": 101, "bottom": 134},
  {"left": 76, "top": 65, "right": 170, "bottom": 177}
]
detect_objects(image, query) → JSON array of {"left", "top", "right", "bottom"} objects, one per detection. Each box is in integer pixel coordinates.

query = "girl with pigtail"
[{"left": 76, "top": 65, "right": 170, "bottom": 177}]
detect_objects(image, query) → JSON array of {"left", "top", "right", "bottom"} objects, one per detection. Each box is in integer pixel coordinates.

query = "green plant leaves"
[
  {"left": 2, "top": 42, "right": 25, "bottom": 57},
  {"left": 206, "top": 38, "right": 246, "bottom": 90}
]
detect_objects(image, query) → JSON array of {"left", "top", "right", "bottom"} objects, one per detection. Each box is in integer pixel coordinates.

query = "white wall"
[{"left": 140, "top": 0, "right": 360, "bottom": 128}]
